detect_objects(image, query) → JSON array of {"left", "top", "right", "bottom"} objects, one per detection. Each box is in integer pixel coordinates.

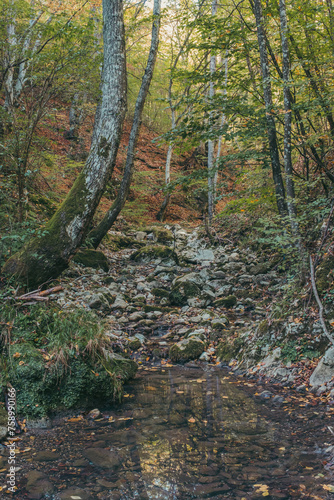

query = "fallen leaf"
[{"left": 188, "top": 417, "right": 196, "bottom": 423}]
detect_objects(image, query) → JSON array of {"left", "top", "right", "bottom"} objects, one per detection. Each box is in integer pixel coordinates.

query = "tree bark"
[
  {"left": 207, "top": 0, "right": 217, "bottom": 224},
  {"left": 279, "top": 0, "right": 297, "bottom": 226},
  {"left": 88, "top": 0, "right": 161, "bottom": 249},
  {"left": 3, "top": 0, "right": 127, "bottom": 288},
  {"left": 252, "top": 0, "right": 287, "bottom": 216}
]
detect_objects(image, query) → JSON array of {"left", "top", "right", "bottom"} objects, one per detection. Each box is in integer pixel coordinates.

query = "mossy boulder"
[
  {"left": 152, "top": 288, "right": 170, "bottom": 299},
  {"left": 106, "top": 234, "right": 145, "bottom": 251},
  {"left": 141, "top": 226, "right": 173, "bottom": 244},
  {"left": 0, "top": 406, "right": 7, "bottom": 440},
  {"left": 212, "top": 317, "right": 230, "bottom": 329},
  {"left": 127, "top": 337, "right": 142, "bottom": 350},
  {"left": 73, "top": 249, "right": 109, "bottom": 272},
  {"left": 131, "top": 245, "right": 178, "bottom": 264},
  {"left": 169, "top": 338, "right": 205, "bottom": 363},
  {"left": 213, "top": 295, "right": 237, "bottom": 308}
]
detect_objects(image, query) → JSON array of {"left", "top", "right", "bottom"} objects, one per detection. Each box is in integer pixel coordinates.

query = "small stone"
[
  {"left": 58, "top": 487, "right": 92, "bottom": 499},
  {"left": 34, "top": 451, "right": 60, "bottom": 462},
  {"left": 257, "top": 390, "right": 273, "bottom": 400},
  {"left": 83, "top": 448, "right": 120, "bottom": 469},
  {"left": 88, "top": 408, "right": 101, "bottom": 419}
]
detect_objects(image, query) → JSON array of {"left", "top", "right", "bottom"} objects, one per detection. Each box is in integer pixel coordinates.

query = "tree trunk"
[
  {"left": 157, "top": 142, "right": 173, "bottom": 221},
  {"left": 252, "top": 0, "right": 287, "bottom": 216},
  {"left": 279, "top": 0, "right": 298, "bottom": 228},
  {"left": 207, "top": 0, "right": 217, "bottom": 224},
  {"left": 3, "top": 0, "right": 127, "bottom": 288},
  {"left": 88, "top": 0, "right": 161, "bottom": 249}
]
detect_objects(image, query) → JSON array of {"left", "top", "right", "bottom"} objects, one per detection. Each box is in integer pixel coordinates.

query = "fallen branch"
[
  {"left": 17, "top": 285, "right": 63, "bottom": 301},
  {"left": 310, "top": 255, "right": 334, "bottom": 345}
]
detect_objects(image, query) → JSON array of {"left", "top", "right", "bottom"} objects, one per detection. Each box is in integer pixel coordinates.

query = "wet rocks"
[
  {"left": 34, "top": 451, "right": 60, "bottom": 462},
  {"left": 58, "top": 487, "right": 92, "bottom": 499},
  {"left": 213, "top": 295, "right": 237, "bottom": 308},
  {"left": 83, "top": 448, "right": 120, "bottom": 469},
  {"left": 25, "top": 470, "right": 54, "bottom": 499},
  {"left": 169, "top": 338, "right": 205, "bottom": 362}
]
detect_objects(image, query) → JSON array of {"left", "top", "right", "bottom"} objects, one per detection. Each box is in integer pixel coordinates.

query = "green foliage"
[{"left": 0, "top": 303, "right": 137, "bottom": 418}]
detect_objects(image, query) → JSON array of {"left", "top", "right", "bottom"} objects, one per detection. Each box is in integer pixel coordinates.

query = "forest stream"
[{"left": 2, "top": 364, "right": 334, "bottom": 500}]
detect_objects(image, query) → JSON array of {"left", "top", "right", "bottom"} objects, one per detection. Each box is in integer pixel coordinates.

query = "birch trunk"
[
  {"left": 252, "top": 0, "right": 287, "bottom": 216},
  {"left": 279, "top": 0, "right": 298, "bottom": 228},
  {"left": 207, "top": 0, "right": 217, "bottom": 224},
  {"left": 214, "top": 49, "right": 228, "bottom": 200},
  {"left": 88, "top": 0, "right": 161, "bottom": 249},
  {"left": 3, "top": 0, "right": 127, "bottom": 288}
]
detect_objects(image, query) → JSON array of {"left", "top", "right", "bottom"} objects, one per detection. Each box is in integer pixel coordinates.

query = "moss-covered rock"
[
  {"left": 217, "top": 336, "right": 244, "bottom": 362},
  {"left": 127, "top": 337, "right": 142, "bottom": 350},
  {"left": 106, "top": 234, "right": 145, "bottom": 251},
  {"left": 131, "top": 245, "right": 178, "bottom": 264},
  {"left": 169, "top": 281, "right": 202, "bottom": 306},
  {"left": 140, "top": 226, "right": 173, "bottom": 244},
  {"left": 152, "top": 288, "right": 170, "bottom": 299},
  {"left": 213, "top": 295, "right": 237, "bottom": 308},
  {"left": 169, "top": 338, "right": 205, "bottom": 363},
  {"left": 72, "top": 249, "right": 109, "bottom": 272}
]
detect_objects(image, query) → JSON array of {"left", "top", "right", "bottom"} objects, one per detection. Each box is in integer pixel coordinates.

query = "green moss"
[
  {"left": 143, "top": 305, "right": 175, "bottom": 313},
  {"left": 257, "top": 319, "right": 269, "bottom": 336},
  {"left": 169, "top": 338, "right": 205, "bottom": 363},
  {"left": 0, "top": 406, "right": 7, "bottom": 427},
  {"left": 217, "top": 336, "right": 244, "bottom": 362},
  {"left": 105, "top": 234, "right": 145, "bottom": 252},
  {"left": 152, "top": 288, "right": 170, "bottom": 299},
  {"left": 213, "top": 295, "right": 237, "bottom": 308},
  {"left": 169, "top": 281, "right": 202, "bottom": 306},
  {"left": 3, "top": 172, "right": 91, "bottom": 289},
  {"left": 128, "top": 337, "right": 142, "bottom": 350},
  {"left": 131, "top": 245, "right": 178, "bottom": 264},
  {"left": 140, "top": 226, "right": 173, "bottom": 243},
  {"left": 72, "top": 249, "right": 109, "bottom": 272},
  {"left": 316, "top": 255, "right": 334, "bottom": 293}
]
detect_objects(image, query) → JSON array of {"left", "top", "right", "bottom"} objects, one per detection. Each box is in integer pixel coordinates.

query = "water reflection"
[{"left": 87, "top": 366, "right": 328, "bottom": 499}]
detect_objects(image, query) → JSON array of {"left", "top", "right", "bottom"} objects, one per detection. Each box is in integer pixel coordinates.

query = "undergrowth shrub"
[{"left": 0, "top": 303, "right": 137, "bottom": 418}]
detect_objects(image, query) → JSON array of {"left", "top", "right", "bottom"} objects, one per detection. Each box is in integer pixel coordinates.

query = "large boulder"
[
  {"left": 309, "top": 346, "right": 334, "bottom": 389},
  {"left": 169, "top": 338, "right": 205, "bottom": 363},
  {"left": 25, "top": 470, "right": 54, "bottom": 499}
]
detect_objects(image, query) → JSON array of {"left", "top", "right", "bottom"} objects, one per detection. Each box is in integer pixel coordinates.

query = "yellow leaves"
[
  {"left": 146, "top": 386, "right": 157, "bottom": 391},
  {"left": 19, "top": 360, "right": 25, "bottom": 366},
  {"left": 254, "top": 484, "right": 269, "bottom": 496},
  {"left": 176, "top": 390, "right": 184, "bottom": 394},
  {"left": 66, "top": 416, "right": 83, "bottom": 423},
  {"left": 323, "top": 485, "right": 334, "bottom": 492},
  {"left": 188, "top": 417, "right": 196, "bottom": 423},
  {"left": 13, "top": 352, "right": 21, "bottom": 359},
  {"left": 196, "top": 379, "right": 205, "bottom": 383}
]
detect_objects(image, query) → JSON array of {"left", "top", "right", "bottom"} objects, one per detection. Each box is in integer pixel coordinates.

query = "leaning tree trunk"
[
  {"left": 252, "top": 0, "right": 287, "bottom": 216},
  {"left": 88, "top": 0, "right": 161, "bottom": 249},
  {"left": 3, "top": 0, "right": 127, "bottom": 288}
]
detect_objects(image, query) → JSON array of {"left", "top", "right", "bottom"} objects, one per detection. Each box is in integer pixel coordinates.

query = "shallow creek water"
[{"left": 3, "top": 365, "right": 334, "bottom": 499}]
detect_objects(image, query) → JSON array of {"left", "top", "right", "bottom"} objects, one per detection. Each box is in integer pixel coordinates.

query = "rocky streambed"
[{"left": 1, "top": 225, "right": 334, "bottom": 498}]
